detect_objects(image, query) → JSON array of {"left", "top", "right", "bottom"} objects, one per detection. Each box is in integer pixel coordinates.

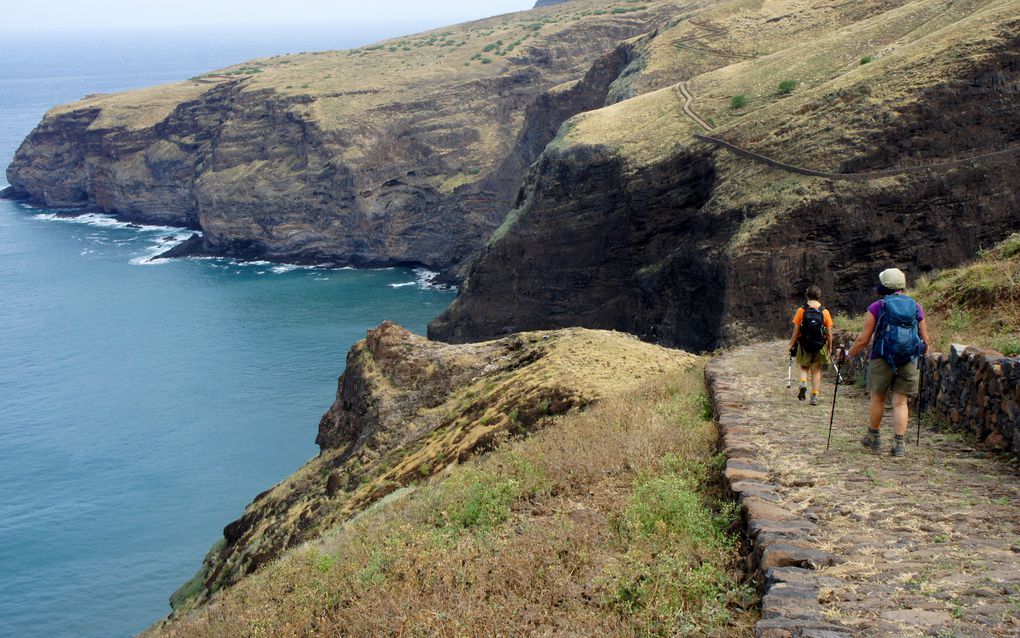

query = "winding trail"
[
  {"left": 676, "top": 82, "right": 715, "bottom": 131},
  {"left": 674, "top": 20, "right": 758, "bottom": 60},
  {"left": 674, "top": 81, "right": 1020, "bottom": 180},
  {"left": 708, "top": 342, "right": 1020, "bottom": 637}
]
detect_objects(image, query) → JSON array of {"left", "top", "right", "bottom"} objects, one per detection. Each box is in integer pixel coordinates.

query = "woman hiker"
[
  {"left": 787, "top": 285, "right": 834, "bottom": 406},
  {"left": 842, "top": 268, "right": 931, "bottom": 458}
]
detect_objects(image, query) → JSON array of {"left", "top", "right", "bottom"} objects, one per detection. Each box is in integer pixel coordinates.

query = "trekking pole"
[
  {"left": 826, "top": 358, "right": 842, "bottom": 452},
  {"left": 916, "top": 355, "right": 925, "bottom": 446},
  {"left": 787, "top": 356, "right": 793, "bottom": 388}
]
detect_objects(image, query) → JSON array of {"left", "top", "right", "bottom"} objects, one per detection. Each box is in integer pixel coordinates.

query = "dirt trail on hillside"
[
  {"left": 712, "top": 341, "right": 1020, "bottom": 637},
  {"left": 674, "top": 83, "right": 1020, "bottom": 179}
]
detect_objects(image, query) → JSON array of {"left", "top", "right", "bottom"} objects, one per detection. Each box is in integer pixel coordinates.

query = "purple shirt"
[{"left": 867, "top": 295, "right": 925, "bottom": 359}]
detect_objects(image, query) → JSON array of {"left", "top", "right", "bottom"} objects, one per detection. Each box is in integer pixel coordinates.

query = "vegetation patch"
[
  {"left": 149, "top": 361, "right": 757, "bottom": 637},
  {"left": 913, "top": 233, "right": 1020, "bottom": 355},
  {"left": 777, "top": 79, "right": 797, "bottom": 95}
]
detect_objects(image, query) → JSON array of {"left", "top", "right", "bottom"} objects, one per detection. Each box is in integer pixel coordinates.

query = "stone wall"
[
  {"left": 706, "top": 360, "right": 848, "bottom": 638},
  {"left": 831, "top": 332, "right": 1020, "bottom": 455}
]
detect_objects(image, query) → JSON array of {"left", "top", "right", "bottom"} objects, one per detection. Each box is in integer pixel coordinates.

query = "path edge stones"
[{"left": 706, "top": 359, "right": 852, "bottom": 638}]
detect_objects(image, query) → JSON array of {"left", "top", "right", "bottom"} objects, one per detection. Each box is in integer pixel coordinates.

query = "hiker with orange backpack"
[
  {"left": 841, "top": 268, "right": 931, "bottom": 457},
  {"left": 787, "top": 285, "right": 834, "bottom": 406}
]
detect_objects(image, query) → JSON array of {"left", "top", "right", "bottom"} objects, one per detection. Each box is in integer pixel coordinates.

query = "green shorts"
[
  {"left": 868, "top": 358, "right": 919, "bottom": 396},
  {"left": 795, "top": 345, "right": 830, "bottom": 367}
]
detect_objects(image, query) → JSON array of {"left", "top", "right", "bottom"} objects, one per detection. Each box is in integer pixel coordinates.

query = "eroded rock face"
[
  {"left": 429, "top": 143, "right": 726, "bottom": 349},
  {"left": 6, "top": 3, "right": 677, "bottom": 273},
  {"left": 430, "top": 4, "right": 1020, "bottom": 348}
]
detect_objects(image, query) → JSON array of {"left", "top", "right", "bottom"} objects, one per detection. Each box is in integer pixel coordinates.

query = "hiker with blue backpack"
[
  {"left": 787, "top": 285, "right": 834, "bottom": 406},
  {"left": 842, "top": 268, "right": 931, "bottom": 457}
]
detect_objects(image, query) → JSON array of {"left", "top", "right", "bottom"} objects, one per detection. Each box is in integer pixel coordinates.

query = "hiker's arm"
[
  {"left": 826, "top": 313, "right": 834, "bottom": 353},
  {"left": 919, "top": 318, "right": 931, "bottom": 351},
  {"left": 846, "top": 313, "right": 876, "bottom": 359},
  {"left": 787, "top": 324, "right": 800, "bottom": 351}
]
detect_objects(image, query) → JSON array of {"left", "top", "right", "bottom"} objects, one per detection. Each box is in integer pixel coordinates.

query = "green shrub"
[
  {"left": 777, "top": 79, "right": 797, "bottom": 95},
  {"left": 860, "top": 55, "right": 873, "bottom": 65},
  {"left": 428, "top": 467, "right": 518, "bottom": 531},
  {"left": 729, "top": 94, "right": 748, "bottom": 109},
  {"left": 991, "top": 336, "right": 1020, "bottom": 356},
  {"left": 624, "top": 475, "right": 719, "bottom": 541}
]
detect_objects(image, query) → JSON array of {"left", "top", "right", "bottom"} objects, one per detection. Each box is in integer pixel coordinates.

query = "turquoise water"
[{"left": 0, "top": 27, "right": 453, "bottom": 637}]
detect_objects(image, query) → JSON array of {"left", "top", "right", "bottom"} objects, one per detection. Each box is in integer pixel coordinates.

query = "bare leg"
[
  {"left": 810, "top": 363, "right": 823, "bottom": 395},
  {"left": 891, "top": 392, "right": 910, "bottom": 436},
  {"left": 869, "top": 391, "right": 887, "bottom": 430},
  {"left": 800, "top": 366, "right": 809, "bottom": 385}
]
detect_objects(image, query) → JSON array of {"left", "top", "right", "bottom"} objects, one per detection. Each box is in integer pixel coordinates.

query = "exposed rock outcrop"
[{"left": 171, "top": 322, "right": 697, "bottom": 611}]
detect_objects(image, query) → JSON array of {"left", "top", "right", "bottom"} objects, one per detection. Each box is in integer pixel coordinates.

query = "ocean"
[{"left": 0, "top": 24, "right": 455, "bottom": 637}]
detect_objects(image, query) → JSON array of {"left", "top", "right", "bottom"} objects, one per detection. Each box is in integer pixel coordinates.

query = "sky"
[{"left": 1, "top": 0, "right": 538, "bottom": 31}]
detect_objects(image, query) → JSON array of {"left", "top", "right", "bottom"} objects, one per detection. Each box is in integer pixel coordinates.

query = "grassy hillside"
[
  {"left": 913, "top": 233, "right": 1020, "bottom": 355},
  {"left": 150, "top": 357, "right": 757, "bottom": 637},
  {"left": 431, "top": 0, "right": 1019, "bottom": 347},
  {"left": 42, "top": 0, "right": 686, "bottom": 196}
]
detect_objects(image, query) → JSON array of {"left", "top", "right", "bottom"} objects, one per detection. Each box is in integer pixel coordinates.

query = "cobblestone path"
[{"left": 711, "top": 341, "right": 1020, "bottom": 637}]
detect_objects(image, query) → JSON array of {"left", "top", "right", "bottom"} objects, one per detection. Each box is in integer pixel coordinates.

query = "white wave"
[
  {"left": 129, "top": 231, "right": 196, "bottom": 266},
  {"left": 388, "top": 281, "right": 416, "bottom": 288},
  {"left": 33, "top": 212, "right": 188, "bottom": 234},
  {"left": 413, "top": 268, "right": 456, "bottom": 292},
  {"left": 271, "top": 264, "right": 300, "bottom": 274}
]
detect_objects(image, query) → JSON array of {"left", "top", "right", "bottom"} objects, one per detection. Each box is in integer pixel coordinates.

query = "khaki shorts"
[
  {"left": 868, "top": 358, "right": 919, "bottom": 396},
  {"left": 795, "top": 345, "right": 830, "bottom": 367}
]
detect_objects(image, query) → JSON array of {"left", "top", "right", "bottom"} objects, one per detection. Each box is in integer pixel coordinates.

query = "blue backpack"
[{"left": 874, "top": 295, "right": 922, "bottom": 370}]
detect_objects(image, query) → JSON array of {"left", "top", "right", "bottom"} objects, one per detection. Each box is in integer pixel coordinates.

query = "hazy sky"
[{"left": 2, "top": 1, "right": 537, "bottom": 30}]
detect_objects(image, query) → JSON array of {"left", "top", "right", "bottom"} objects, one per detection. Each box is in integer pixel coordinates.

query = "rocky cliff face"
[
  {"left": 6, "top": 1, "right": 682, "bottom": 272},
  {"left": 170, "top": 322, "right": 696, "bottom": 612},
  {"left": 430, "top": 0, "right": 1020, "bottom": 348}
]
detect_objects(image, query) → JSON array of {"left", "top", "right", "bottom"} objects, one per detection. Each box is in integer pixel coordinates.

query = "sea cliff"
[{"left": 6, "top": 0, "right": 683, "bottom": 276}]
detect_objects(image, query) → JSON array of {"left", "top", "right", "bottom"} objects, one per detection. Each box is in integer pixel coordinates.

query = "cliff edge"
[
  {"left": 167, "top": 322, "right": 699, "bottom": 613},
  {"left": 6, "top": 0, "right": 683, "bottom": 275}
]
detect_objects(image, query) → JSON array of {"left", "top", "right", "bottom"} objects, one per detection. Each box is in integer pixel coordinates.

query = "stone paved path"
[{"left": 711, "top": 341, "right": 1020, "bottom": 637}]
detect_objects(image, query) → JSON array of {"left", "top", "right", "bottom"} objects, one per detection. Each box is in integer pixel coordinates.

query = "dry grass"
[
  {"left": 165, "top": 327, "right": 702, "bottom": 615},
  {"left": 555, "top": 0, "right": 1014, "bottom": 172},
  {"left": 150, "top": 364, "right": 758, "bottom": 638},
  {"left": 53, "top": 0, "right": 683, "bottom": 132},
  {"left": 913, "top": 233, "right": 1020, "bottom": 355}
]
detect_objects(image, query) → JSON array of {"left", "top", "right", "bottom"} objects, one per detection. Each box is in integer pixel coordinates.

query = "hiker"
[
  {"left": 842, "top": 268, "right": 930, "bottom": 457},
  {"left": 787, "top": 285, "right": 834, "bottom": 406}
]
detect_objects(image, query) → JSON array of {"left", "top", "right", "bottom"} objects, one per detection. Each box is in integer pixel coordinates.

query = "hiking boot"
[
  {"left": 890, "top": 437, "right": 905, "bottom": 458},
  {"left": 809, "top": 394, "right": 819, "bottom": 406},
  {"left": 861, "top": 429, "right": 881, "bottom": 452},
  {"left": 797, "top": 386, "right": 807, "bottom": 401}
]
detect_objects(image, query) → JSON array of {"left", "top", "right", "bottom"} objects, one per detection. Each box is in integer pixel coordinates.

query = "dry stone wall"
[
  {"left": 706, "top": 361, "right": 848, "bottom": 638},
  {"left": 832, "top": 332, "right": 1020, "bottom": 455}
]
